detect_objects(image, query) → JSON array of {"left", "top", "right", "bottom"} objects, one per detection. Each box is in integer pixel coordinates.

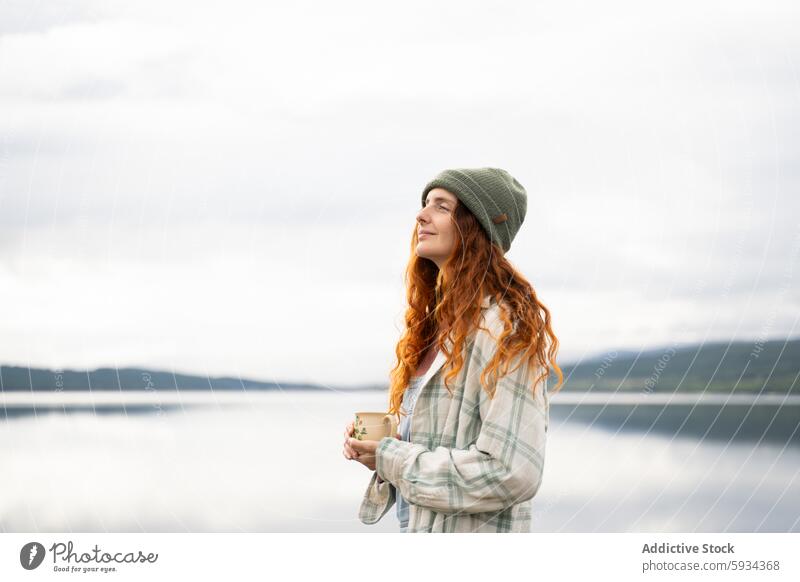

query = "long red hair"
[{"left": 387, "top": 198, "right": 564, "bottom": 419}]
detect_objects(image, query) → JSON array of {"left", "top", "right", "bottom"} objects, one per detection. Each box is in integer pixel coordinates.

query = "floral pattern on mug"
[{"left": 353, "top": 415, "right": 368, "bottom": 440}]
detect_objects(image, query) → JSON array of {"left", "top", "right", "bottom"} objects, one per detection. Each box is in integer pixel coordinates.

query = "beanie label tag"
[{"left": 492, "top": 213, "right": 508, "bottom": 224}]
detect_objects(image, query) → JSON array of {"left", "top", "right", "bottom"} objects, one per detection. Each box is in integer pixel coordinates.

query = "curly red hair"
[{"left": 386, "top": 198, "right": 564, "bottom": 419}]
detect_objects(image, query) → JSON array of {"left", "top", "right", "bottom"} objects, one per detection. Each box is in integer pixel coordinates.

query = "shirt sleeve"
[
  {"left": 373, "top": 327, "right": 549, "bottom": 516},
  {"left": 358, "top": 470, "right": 397, "bottom": 525}
]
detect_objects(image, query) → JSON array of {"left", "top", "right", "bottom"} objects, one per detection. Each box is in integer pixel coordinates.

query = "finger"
[
  {"left": 349, "top": 440, "right": 369, "bottom": 456},
  {"left": 346, "top": 442, "right": 361, "bottom": 459}
]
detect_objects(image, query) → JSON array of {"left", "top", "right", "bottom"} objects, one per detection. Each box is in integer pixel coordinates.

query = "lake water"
[{"left": 1, "top": 390, "right": 798, "bottom": 532}]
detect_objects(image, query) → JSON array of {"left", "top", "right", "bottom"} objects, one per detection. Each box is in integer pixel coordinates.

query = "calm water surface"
[{"left": 1, "top": 390, "right": 798, "bottom": 532}]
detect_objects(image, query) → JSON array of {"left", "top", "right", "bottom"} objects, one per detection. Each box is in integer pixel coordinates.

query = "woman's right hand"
[{"left": 343, "top": 421, "right": 359, "bottom": 460}]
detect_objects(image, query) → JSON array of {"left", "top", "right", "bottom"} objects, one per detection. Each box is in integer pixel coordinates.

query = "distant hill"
[
  {"left": 552, "top": 338, "right": 800, "bottom": 394},
  {"left": 2, "top": 338, "right": 797, "bottom": 393},
  {"left": 0, "top": 366, "right": 382, "bottom": 392}
]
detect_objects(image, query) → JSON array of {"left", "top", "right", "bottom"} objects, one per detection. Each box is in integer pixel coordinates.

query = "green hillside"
[
  {"left": 0, "top": 366, "right": 327, "bottom": 392},
  {"left": 551, "top": 338, "right": 800, "bottom": 394},
  {"left": 2, "top": 338, "right": 798, "bottom": 393}
]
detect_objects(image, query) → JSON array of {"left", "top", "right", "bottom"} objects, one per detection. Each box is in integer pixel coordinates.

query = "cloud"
[
  {"left": 0, "top": 0, "right": 798, "bottom": 382},
  {"left": 0, "top": 0, "right": 112, "bottom": 36}
]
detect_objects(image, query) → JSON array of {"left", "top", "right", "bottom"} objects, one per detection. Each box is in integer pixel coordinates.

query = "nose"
[{"left": 416, "top": 205, "right": 431, "bottom": 225}]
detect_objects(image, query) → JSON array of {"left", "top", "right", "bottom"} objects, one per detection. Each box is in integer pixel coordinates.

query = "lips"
[{"left": 418, "top": 231, "right": 435, "bottom": 237}]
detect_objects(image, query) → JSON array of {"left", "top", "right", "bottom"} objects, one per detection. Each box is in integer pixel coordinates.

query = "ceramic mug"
[{"left": 353, "top": 411, "right": 399, "bottom": 441}]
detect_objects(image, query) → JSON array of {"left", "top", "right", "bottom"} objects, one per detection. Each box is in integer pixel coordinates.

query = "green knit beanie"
[{"left": 421, "top": 167, "right": 527, "bottom": 253}]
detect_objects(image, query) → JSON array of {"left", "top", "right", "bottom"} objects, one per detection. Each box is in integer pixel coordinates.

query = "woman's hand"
[
  {"left": 343, "top": 421, "right": 360, "bottom": 460},
  {"left": 343, "top": 420, "right": 401, "bottom": 472},
  {"left": 348, "top": 438, "right": 381, "bottom": 471}
]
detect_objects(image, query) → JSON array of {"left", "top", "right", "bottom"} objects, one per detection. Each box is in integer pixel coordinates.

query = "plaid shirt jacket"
[{"left": 358, "top": 296, "right": 550, "bottom": 533}]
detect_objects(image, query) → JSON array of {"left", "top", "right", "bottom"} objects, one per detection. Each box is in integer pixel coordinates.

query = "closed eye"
[{"left": 423, "top": 199, "right": 452, "bottom": 211}]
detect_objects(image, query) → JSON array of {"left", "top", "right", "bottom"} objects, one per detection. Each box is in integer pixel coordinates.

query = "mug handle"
[{"left": 383, "top": 414, "right": 399, "bottom": 439}]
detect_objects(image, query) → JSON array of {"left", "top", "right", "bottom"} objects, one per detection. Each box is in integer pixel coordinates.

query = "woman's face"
[{"left": 416, "top": 187, "right": 459, "bottom": 268}]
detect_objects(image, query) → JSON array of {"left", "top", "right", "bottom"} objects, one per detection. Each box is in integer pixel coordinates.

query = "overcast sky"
[{"left": 1, "top": 0, "right": 798, "bottom": 386}]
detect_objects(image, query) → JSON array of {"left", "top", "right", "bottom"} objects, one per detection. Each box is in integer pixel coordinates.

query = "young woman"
[{"left": 343, "top": 167, "right": 563, "bottom": 533}]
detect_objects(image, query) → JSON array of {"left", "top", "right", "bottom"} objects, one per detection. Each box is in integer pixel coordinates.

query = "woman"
[{"left": 343, "top": 167, "right": 563, "bottom": 533}]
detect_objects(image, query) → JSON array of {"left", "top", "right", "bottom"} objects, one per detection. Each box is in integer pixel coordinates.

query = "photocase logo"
[
  {"left": 17, "top": 540, "right": 158, "bottom": 574},
  {"left": 20, "top": 542, "right": 46, "bottom": 570}
]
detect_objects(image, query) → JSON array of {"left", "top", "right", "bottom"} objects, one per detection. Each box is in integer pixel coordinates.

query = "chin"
[{"left": 415, "top": 245, "right": 433, "bottom": 260}]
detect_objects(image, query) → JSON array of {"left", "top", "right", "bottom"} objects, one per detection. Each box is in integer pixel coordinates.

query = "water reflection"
[{"left": 1, "top": 391, "right": 797, "bottom": 532}]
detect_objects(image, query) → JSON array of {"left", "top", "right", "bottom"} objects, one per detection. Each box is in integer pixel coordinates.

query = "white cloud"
[{"left": 0, "top": 0, "right": 798, "bottom": 383}]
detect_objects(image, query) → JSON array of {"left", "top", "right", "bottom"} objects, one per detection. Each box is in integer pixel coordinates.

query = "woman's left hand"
[{"left": 349, "top": 433, "right": 401, "bottom": 472}]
